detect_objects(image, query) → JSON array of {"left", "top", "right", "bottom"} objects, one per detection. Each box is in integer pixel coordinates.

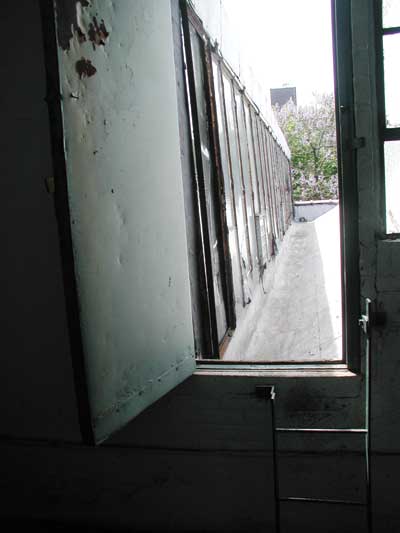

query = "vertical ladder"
[{"left": 267, "top": 298, "right": 373, "bottom": 533}]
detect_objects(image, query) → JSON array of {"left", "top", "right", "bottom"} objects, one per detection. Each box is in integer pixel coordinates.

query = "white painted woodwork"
[{"left": 54, "top": 0, "right": 195, "bottom": 442}]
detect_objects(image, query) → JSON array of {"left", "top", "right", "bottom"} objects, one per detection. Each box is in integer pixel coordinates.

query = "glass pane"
[
  {"left": 385, "top": 141, "right": 400, "bottom": 233},
  {"left": 384, "top": 33, "right": 400, "bottom": 127},
  {"left": 235, "top": 88, "right": 258, "bottom": 273},
  {"left": 244, "top": 102, "right": 260, "bottom": 215},
  {"left": 190, "top": 29, "right": 228, "bottom": 342},
  {"left": 383, "top": 0, "right": 400, "bottom": 28},
  {"left": 211, "top": 56, "right": 243, "bottom": 315}
]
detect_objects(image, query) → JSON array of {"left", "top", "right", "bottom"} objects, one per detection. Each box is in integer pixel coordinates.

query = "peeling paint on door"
[
  {"left": 53, "top": 0, "right": 195, "bottom": 443},
  {"left": 75, "top": 58, "right": 97, "bottom": 78}
]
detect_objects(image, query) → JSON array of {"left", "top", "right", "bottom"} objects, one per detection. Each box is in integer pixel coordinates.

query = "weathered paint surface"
[
  {"left": 54, "top": 0, "right": 195, "bottom": 442},
  {"left": 3, "top": 1, "right": 400, "bottom": 532}
]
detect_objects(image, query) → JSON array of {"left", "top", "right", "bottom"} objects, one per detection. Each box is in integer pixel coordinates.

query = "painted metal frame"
[
  {"left": 332, "top": 0, "right": 361, "bottom": 372},
  {"left": 375, "top": 0, "right": 400, "bottom": 237},
  {"left": 182, "top": 0, "right": 359, "bottom": 369},
  {"left": 181, "top": 1, "right": 235, "bottom": 357}
]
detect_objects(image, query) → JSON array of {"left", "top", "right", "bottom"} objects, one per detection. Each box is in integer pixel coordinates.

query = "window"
[
  {"left": 43, "top": 0, "right": 361, "bottom": 445},
  {"left": 181, "top": 0, "right": 360, "bottom": 370},
  {"left": 377, "top": 0, "right": 400, "bottom": 233}
]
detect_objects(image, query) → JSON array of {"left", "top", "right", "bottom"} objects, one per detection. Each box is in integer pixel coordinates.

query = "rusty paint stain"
[
  {"left": 88, "top": 17, "right": 109, "bottom": 50},
  {"left": 56, "top": 0, "right": 90, "bottom": 51},
  {"left": 75, "top": 58, "right": 97, "bottom": 78}
]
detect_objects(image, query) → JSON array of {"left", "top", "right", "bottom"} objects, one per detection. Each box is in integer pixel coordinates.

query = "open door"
[{"left": 41, "top": 0, "right": 196, "bottom": 444}]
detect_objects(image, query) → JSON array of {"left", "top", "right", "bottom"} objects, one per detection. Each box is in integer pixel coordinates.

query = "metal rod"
[
  {"left": 365, "top": 299, "right": 372, "bottom": 533},
  {"left": 180, "top": 0, "right": 220, "bottom": 357},
  {"left": 270, "top": 394, "right": 281, "bottom": 533},
  {"left": 275, "top": 428, "right": 367, "bottom": 434},
  {"left": 279, "top": 497, "right": 366, "bottom": 507}
]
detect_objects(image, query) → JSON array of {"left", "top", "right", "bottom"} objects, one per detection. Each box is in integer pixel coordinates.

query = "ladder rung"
[
  {"left": 279, "top": 496, "right": 366, "bottom": 506},
  {"left": 275, "top": 428, "right": 367, "bottom": 434}
]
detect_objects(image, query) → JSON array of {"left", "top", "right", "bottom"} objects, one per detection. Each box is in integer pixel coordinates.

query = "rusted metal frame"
[
  {"left": 39, "top": 0, "right": 95, "bottom": 445},
  {"left": 203, "top": 44, "right": 237, "bottom": 332},
  {"left": 274, "top": 142, "right": 284, "bottom": 240},
  {"left": 247, "top": 103, "right": 262, "bottom": 216},
  {"left": 270, "top": 134, "right": 282, "bottom": 242},
  {"left": 241, "top": 95, "right": 260, "bottom": 272},
  {"left": 265, "top": 129, "right": 281, "bottom": 247},
  {"left": 254, "top": 114, "right": 271, "bottom": 263},
  {"left": 175, "top": 1, "right": 213, "bottom": 357},
  {"left": 248, "top": 107, "right": 266, "bottom": 268},
  {"left": 278, "top": 149, "right": 287, "bottom": 237},
  {"left": 277, "top": 150, "right": 287, "bottom": 234},
  {"left": 279, "top": 149, "right": 288, "bottom": 234},
  {"left": 285, "top": 156, "right": 293, "bottom": 228},
  {"left": 261, "top": 124, "right": 276, "bottom": 253},
  {"left": 181, "top": 1, "right": 220, "bottom": 357},
  {"left": 219, "top": 62, "right": 246, "bottom": 308},
  {"left": 270, "top": 131, "right": 282, "bottom": 242},
  {"left": 260, "top": 123, "right": 276, "bottom": 257},
  {"left": 285, "top": 157, "right": 293, "bottom": 227},
  {"left": 232, "top": 84, "right": 253, "bottom": 276}
]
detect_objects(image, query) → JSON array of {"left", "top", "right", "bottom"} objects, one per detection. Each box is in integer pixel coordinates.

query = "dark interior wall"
[{"left": 0, "top": 0, "right": 80, "bottom": 441}]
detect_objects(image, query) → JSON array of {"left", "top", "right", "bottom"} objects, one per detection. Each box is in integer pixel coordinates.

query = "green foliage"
[{"left": 275, "top": 94, "right": 338, "bottom": 201}]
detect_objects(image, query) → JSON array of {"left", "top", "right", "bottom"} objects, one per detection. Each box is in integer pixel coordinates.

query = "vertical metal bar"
[
  {"left": 267, "top": 134, "right": 278, "bottom": 242},
  {"left": 271, "top": 394, "right": 281, "bottom": 533},
  {"left": 203, "top": 44, "right": 236, "bottom": 332},
  {"left": 232, "top": 86, "right": 253, "bottom": 274},
  {"left": 177, "top": 3, "right": 212, "bottom": 357},
  {"left": 242, "top": 96, "right": 260, "bottom": 270},
  {"left": 248, "top": 105, "right": 263, "bottom": 217},
  {"left": 180, "top": 1, "right": 220, "bottom": 357},
  {"left": 219, "top": 65, "right": 246, "bottom": 307},
  {"left": 261, "top": 126, "right": 276, "bottom": 255},
  {"left": 255, "top": 116, "right": 271, "bottom": 260},
  {"left": 364, "top": 299, "right": 373, "bottom": 533}
]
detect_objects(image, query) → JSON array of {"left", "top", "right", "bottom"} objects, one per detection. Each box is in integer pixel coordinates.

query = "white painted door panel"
[{"left": 53, "top": 0, "right": 195, "bottom": 443}]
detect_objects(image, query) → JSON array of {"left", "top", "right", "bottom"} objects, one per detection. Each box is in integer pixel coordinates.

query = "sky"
[{"left": 225, "top": 0, "right": 335, "bottom": 105}]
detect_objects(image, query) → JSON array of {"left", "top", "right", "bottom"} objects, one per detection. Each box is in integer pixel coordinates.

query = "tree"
[{"left": 274, "top": 94, "right": 338, "bottom": 201}]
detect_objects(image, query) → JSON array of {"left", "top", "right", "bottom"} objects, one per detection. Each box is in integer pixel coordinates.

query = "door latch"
[{"left": 358, "top": 298, "right": 386, "bottom": 337}]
